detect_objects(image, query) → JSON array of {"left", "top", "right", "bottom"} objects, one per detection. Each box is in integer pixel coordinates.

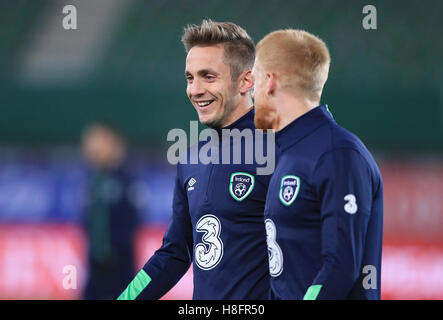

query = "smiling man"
[
  {"left": 252, "top": 29, "right": 383, "bottom": 300},
  {"left": 185, "top": 44, "right": 249, "bottom": 128},
  {"left": 118, "top": 19, "right": 273, "bottom": 300}
]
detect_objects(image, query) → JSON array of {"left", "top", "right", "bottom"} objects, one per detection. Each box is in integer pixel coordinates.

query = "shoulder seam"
[{"left": 312, "top": 146, "right": 373, "bottom": 181}]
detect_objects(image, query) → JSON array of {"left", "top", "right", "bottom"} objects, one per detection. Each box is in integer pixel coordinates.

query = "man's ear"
[
  {"left": 238, "top": 70, "right": 254, "bottom": 95},
  {"left": 266, "top": 72, "right": 276, "bottom": 96}
]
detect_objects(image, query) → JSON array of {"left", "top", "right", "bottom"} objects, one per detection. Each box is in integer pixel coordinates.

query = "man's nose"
[{"left": 188, "top": 79, "right": 205, "bottom": 97}]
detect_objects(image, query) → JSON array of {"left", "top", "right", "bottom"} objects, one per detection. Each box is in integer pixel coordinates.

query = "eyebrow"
[{"left": 185, "top": 69, "right": 220, "bottom": 77}]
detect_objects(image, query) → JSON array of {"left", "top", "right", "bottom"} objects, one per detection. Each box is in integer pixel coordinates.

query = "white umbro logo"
[{"left": 188, "top": 178, "right": 196, "bottom": 191}]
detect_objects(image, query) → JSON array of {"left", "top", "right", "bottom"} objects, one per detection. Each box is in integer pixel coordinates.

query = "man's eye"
[{"left": 205, "top": 75, "right": 215, "bottom": 80}]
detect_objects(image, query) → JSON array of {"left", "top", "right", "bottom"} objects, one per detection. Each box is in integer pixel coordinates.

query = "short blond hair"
[
  {"left": 181, "top": 19, "right": 255, "bottom": 81},
  {"left": 256, "top": 29, "right": 330, "bottom": 100}
]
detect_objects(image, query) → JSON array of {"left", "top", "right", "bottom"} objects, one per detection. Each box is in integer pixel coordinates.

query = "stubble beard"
[
  {"left": 202, "top": 86, "right": 238, "bottom": 129},
  {"left": 254, "top": 100, "right": 279, "bottom": 131}
]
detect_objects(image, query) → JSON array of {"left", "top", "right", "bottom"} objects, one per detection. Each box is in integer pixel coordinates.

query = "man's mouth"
[{"left": 195, "top": 100, "right": 215, "bottom": 111}]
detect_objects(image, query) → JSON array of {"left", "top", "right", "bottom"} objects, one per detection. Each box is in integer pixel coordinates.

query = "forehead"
[
  {"left": 85, "top": 127, "right": 117, "bottom": 142},
  {"left": 185, "top": 45, "right": 229, "bottom": 73}
]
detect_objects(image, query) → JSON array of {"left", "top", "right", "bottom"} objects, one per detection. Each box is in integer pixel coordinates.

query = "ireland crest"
[
  {"left": 279, "top": 175, "right": 300, "bottom": 206},
  {"left": 229, "top": 172, "right": 255, "bottom": 201}
]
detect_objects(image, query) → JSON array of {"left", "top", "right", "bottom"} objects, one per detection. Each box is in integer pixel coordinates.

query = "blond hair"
[
  {"left": 256, "top": 29, "right": 330, "bottom": 100},
  {"left": 181, "top": 19, "right": 255, "bottom": 81}
]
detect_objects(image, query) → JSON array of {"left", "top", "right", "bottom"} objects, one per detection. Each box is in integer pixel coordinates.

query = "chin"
[
  {"left": 199, "top": 109, "right": 227, "bottom": 128},
  {"left": 200, "top": 115, "right": 220, "bottom": 128}
]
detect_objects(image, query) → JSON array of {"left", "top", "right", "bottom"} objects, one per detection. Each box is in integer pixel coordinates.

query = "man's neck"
[
  {"left": 221, "top": 96, "right": 253, "bottom": 128},
  {"left": 273, "top": 93, "right": 319, "bottom": 131}
]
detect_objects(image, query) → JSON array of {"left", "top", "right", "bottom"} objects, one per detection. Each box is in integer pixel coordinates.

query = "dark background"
[
  {"left": 1, "top": 0, "right": 442, "bottom": 151},
  {"left": 0, "top": 0, "right": 442, "bottom": 300}
]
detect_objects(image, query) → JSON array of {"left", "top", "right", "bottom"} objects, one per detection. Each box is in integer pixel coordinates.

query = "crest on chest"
[
  {"left": 279, "top": 175, "right": 300, "bottom": 206},
  {"left": 229, "top": 172, "right": 255, "bottom": 201}
]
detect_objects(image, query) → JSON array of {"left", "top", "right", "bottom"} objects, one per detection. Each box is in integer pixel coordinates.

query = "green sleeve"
[
  {"left": 117, "top": 269, "right": 152, "bottom": 300},
  {"left": 303, "top": 284, "right": 323, "bottom": 300}
]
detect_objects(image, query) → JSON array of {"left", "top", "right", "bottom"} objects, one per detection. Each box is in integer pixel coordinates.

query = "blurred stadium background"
[{"left": 0, "top": 0, "right": 442, "bottom": 299}]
